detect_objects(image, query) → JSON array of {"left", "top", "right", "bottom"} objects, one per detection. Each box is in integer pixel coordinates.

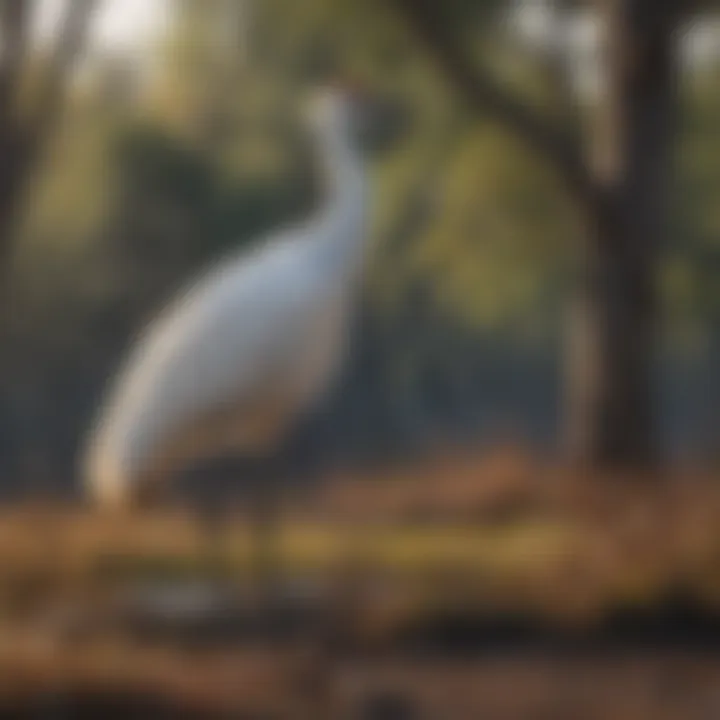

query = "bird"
[{"left": 83, "top": 82, "right": 400, "bottom": 607}]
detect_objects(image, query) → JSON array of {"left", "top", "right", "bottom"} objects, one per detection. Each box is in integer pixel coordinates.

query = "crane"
[{"left": 83, "top": 83, "right": 399, "bottom": 610}]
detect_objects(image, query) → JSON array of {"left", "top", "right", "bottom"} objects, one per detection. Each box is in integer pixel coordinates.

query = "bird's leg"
[
  {"left": 248, "top": 455, "right": 282, "bottom": 632},
  {"left": 189, "top": 457, "right": 242, "bottom": 594},
  {"left": 196, "top": 485, "right": 232, "bottom": 589}
]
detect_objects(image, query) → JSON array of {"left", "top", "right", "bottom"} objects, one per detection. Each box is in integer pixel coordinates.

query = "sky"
[
  {"left": 37, "top": 0, "right": 168, "bottom": 54},
  {"left": 512, "top": 0, "right": 720, "bottom": 101},
  {"left": 36, "top": 0, "right": 720, "bottom": 81},
  {"left": 512, "top": 0, "right": 720, "bottom": 67}
]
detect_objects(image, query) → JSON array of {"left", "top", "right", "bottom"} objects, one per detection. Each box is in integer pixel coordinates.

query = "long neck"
[{"left": 312, "top": 125, "right": 368, "bottom": 277}]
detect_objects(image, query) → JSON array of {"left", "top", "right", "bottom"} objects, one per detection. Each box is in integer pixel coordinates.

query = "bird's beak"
[{"left": 354, "top": 91, "right": 410, "bottom": 155}]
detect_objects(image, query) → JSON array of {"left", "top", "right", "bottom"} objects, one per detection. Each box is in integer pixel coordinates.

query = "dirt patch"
[{"left": 2, "top": 638, "right": 720, "bottom": 719}]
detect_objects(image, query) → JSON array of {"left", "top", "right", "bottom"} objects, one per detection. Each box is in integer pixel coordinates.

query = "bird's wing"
[{"left": 86, "top": 233, "right": 348, "bottom": 490}]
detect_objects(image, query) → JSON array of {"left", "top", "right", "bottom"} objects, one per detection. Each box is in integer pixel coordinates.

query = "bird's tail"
[{"left": 82, "top": 420, "right": 131, "bottom": 510}]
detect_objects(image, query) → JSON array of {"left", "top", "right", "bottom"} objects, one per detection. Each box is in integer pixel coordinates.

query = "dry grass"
[
  {"left": 0, "top": 448, "right": 719, "bottom": 627},
  {"left": 1, "top": 637, "right": 720, "bottom": 718},
  {"left": 1, "top": 451, "right": 720, "bottom": 717}
]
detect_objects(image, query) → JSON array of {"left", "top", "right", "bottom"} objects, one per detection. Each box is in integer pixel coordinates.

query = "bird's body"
[
  {"left": 84, "top": 83, "right": 403, "bottom": 720},
  {"left": 85, "top": 87, "right": 370, "bottom": 507}
]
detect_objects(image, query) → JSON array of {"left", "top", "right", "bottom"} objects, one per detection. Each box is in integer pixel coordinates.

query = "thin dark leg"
[
  {"left": 248, "top": 457, "right": 282, "bottom": 631},
  {"left": 197, "top": 501, "right": 231, "bottom": 588},
  {"left": 194, "top": 456, "right": 282, "bottom": 628},
  {"left": 191, "top": 457, "right": 247, "bottom": 593},
  {"left": 250, "top": 472, "right": 280, "bottom": 611}
]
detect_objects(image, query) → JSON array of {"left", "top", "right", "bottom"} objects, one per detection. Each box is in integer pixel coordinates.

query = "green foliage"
[
  {"left": 3, "top": 0, "right": 719, "bottom": 489},
  {"left": 664, "top": 65, "right": 720, "bottom": 342},
  {"left": 404, "top": 122, "right": 573, "bottom": 331}
]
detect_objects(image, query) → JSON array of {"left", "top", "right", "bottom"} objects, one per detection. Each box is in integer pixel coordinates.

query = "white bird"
[{"left": 83, "top": 85, "right": 401, "bottom": 607}]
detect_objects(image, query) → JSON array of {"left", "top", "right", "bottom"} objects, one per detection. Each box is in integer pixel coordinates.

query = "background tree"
[
  {"left": 390, "top": 0, "right": 690, "bottom": 468},
  {"left": 2, "top": 0, "right": 717, "bottom": 494},
  {"left": 0, "top": 0, "right": 99, "bottom": 288}
]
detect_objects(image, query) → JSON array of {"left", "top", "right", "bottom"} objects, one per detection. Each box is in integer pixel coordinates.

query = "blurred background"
[{"left": 0, "top": 0, "right": 718, "bottom": 717}]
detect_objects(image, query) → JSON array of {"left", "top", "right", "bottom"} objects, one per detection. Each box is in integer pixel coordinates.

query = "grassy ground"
[
  {"left": 1, "top": 450, "right": 719, "bottom": 625},
  {"left": 0, "top": 450, "right": 719, "bottom": 717},
  {"left": 1, "top": 636, "right": 720, "bottom": 718}
]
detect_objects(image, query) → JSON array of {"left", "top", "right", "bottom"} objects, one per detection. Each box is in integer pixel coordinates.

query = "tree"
[
  {"left": 669, "top": 63, "right": 720, "bottom": 455},
  {"left": 0, "top": 0, "right": 99, "bottom": 290},
  {"left": 390, "top": 0, "right": 692, "bottom": 468}
]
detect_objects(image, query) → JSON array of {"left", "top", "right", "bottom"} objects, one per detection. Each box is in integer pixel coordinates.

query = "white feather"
[{"left": 85, "top": 89, "right": 369, "bottom": 507}]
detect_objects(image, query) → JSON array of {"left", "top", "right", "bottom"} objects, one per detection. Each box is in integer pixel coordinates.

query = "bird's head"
[{"left": 302, "top": 80, "right": 408, "bottom": 156}]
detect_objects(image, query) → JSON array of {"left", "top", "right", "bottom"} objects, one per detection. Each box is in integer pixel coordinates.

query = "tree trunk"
[
  {"left": 565, "top": 210, "right": 658, "bottom": 466},
  {"left": 564, "top": 0, "right": 678, "bottom": 468},
  {"left": 706, "top": 328, "right": 720, "bottom": 461},
  {"left": 0, "top": 136, "right": 31, "bottom": 289}
]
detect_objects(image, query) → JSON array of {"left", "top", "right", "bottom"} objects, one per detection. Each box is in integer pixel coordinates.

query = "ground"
[
  {"left": 1, "top": 639, "right": 720, "bottom": 718},
  {"left": 0, "top": 450, "right": 719, "bottom": 717}
]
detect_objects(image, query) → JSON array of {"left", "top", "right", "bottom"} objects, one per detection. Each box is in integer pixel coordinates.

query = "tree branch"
[
  {"left": 390, "top": 0, "right": 595, "bottom": 205},
  {"left": 29, "top": 0, "right": 100, "bottom": 144},
  {"left": 0, "top": 0, "right": 30, "bottom": 123},
  {"left": 0, "top": 0, "right": 101, "bottom": 281}
]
